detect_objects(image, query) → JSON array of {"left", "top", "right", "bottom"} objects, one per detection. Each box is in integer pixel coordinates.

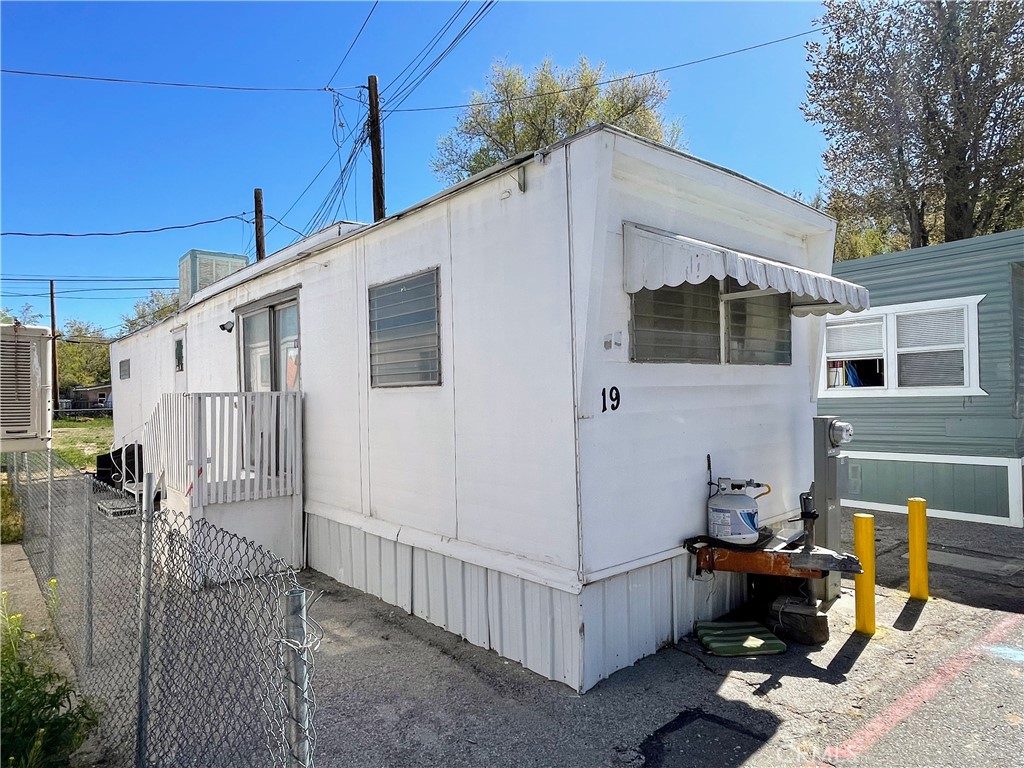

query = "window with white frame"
[
  {"left": 822, "top": 295, "right": 985, "bottom": 397},
  {"left": 631, "top": 277, "right": 791, "bottom": 365},
  {"left": 369, "top": 268, "right": 441, "bottom": 387}
]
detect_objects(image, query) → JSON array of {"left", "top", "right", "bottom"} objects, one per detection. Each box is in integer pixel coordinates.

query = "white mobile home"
[{"left": 111, "top": 125, "right": 868, "bottom": 691}]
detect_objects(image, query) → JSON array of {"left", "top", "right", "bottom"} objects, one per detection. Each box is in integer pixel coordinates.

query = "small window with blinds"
[
  {"left": 369, "top": 269, "right": 441, "bottom": 387},
  {"left": 821, "top": 295, "right": 984, "bottom": 397},
  {"left": 631, "top": 278, "right": 791, "bottom": 365},
  {"left": 824, "top": 317, "right": 886, "bottom": 388},
  {"left": 895, "top": 307, "right": 966, "bottom": 387},
  {"left": 119, "top": 359, "right": 131, "bottom": 380}
]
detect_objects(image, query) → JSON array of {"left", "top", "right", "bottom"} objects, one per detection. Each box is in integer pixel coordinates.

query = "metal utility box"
[{"left": 1, "top": 324, "right": 52, "bottom": 452}]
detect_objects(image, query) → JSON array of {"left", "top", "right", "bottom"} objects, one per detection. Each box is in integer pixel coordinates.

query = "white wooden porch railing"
[{"left": 137, "top": 391, "right": 302, "bottom": 510}]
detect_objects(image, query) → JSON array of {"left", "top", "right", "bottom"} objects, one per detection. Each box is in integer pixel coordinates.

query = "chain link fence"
[{"left": 5, "top": 450, "right": 320, "bottom": 767}]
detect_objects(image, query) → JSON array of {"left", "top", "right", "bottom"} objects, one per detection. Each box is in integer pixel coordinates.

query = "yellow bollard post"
[
  {"left": 853, "top": 513, "right": 876, "bottom": 636},
  {"left": 908, "top": 497, "right": 929, "bottom": 600}
]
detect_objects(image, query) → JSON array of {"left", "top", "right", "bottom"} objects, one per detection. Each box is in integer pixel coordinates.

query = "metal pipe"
[
  {"left": 83, "top": 475, "right": 94, "bottom": 666},
  {"left": 908, "top": 497, "right": 929, "bottom": 601},
  {"left": 46, "top": 450, "right": 54, "bottom": 578},
  {"left": 283, "top": 587, "right": 310, "bottom": 767},
  {"left": 134, "top": 473, "right": 155, "bottom": 768},
  {"left": 854, "top": 513, "right": 875, "bottom": 635}
]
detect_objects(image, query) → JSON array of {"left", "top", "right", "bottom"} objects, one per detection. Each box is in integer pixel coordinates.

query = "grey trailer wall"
[{"left": 820, "top": 229, "right": 1024, "bottom": 526}]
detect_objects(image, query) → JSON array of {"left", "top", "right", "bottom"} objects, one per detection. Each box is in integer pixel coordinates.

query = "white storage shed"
[{"left": 110, "top": 125, "right": 868, "bottom": 691}]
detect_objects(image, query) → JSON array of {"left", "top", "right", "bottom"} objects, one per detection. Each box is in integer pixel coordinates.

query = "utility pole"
[
  {"left": 367, "top": 75, "right": 386, "bottom": 222},
  {"left": 49, "top": 280, "right": 59, "bottom": 413},
  {"left": 254, "top": 188, "right": 267, "bottom": 261}
]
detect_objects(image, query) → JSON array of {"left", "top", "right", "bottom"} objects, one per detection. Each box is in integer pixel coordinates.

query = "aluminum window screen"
[
  {"left": 826, "top": 318, "right": 884, "bottom": 358},
  {"left": 119, "top": 359, "right": 131, "bottom": 380},
  {"left": 726, "top": 286, "right": 791, "bottom": 365},
  {"left": 369, "top": 269, "right": 441, "bottom": 387},
  {"left": 631, "top": 280, "right": 720, "bottom": 362}
]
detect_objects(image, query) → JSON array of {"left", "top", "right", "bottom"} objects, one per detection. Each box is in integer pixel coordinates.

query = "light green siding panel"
[
  {"left": 846, "top": 459, "right": 1010, "bottom": 518},
  {"left": 822, "top": 229, "right": 1024, "bottom": 459},
  {"left": 1013, "top": 264, "right": 1024, "bottom": 448}
]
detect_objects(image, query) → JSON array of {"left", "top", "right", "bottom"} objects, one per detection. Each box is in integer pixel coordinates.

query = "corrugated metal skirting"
[{"left": 306, "top": 514, "right": 743, "bottom": 691}]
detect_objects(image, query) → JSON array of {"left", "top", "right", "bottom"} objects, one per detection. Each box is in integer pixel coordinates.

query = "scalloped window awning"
[{"left": 623, "top": 222, "right": 869, "bottom": 317}]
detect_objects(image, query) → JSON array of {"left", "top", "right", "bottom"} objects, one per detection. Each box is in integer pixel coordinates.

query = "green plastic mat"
[{"left": 695, "top": 621, "right": 787, "bottom": 656}]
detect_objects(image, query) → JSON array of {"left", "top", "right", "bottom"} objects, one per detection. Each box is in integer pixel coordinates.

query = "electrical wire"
[
  {"left": 1, "top": 68, "right": 361, "bottom": 93},
  {"left": 263, "top": 214, "right": 305, "bottom": 239},
  {"left": 326, "top": 0, "right": 379, "bottom": 87},
  {"left": 9, "top": 294, "right": 156, "bottom": 301},
  {"left": 383, "top": 1, "right": 496, "bottom": 116},
  {"left": 2, "top": 213, "right": 250, "bottom": 238},
  {"left": 264, "top": 149, "right": 343, "bottom": 240},
  {"left": 384, "top": 24, "right": 829, "bottom": 114},
  {"left": 1, "top": 280, "right": 178, "bottom": 286},
  {"left": 3, "top": 286, "right": 176, "bottom": 295},
  {"left": 382, "top": 2, "right": 469, "bottom": 96}
]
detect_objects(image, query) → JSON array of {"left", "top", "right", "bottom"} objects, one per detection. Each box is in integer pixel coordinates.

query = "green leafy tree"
[
  {"left": 120, "top": 289, "right": 178, "bottom": 334},
  {"left": 804, "top": 0, "right": 1024, "bottom": 249},
  {"left": 57, "top": 320, "right": 110, "bottom": 395},
  {"left": 0, "top": 304, "right": 43, "bottom": 326},
  {"left": 432, "top": 56, "right": 683, "bottom": 184}
]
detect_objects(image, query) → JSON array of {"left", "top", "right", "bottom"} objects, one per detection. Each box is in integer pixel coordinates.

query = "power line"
[
  {"left": 384, "top": 1, "right": 496, "bottom": 115},
  {"left": 4, "top": 286, "right": 176, "bottom": 295},
  {"left": 1, "top": 213, "right": 249, "bottom": 238},
  {"left": 326, "top": 0, "right": 379, "bottom": 87},
  {"left": 264, "top": 149, "right": 342, "bottom": 240},
  {"left": 7, "top": 294, "right": 156, "bottom": 301},
  {"left": 1, "top": 68, "right": 361, "bottom": 94},
  {"left": 382, "top": 2, "right": 469, "bottom": 96},
  {"left": 384, "top": 25, "right": 829, "bottom": 114},
  {"left": 263, "top": 214, "right": 305, "bottom": 239},
  {"left": 1, "top": 276, "right": 177, "bottom": 282}
]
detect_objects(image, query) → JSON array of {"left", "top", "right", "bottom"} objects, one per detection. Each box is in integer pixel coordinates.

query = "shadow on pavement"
[
  {"left": 841, "top": 507, "right": 1024, "bottom": 614},
  {"left": 892, "top": 598, "right": 926, "bottom": 631}
]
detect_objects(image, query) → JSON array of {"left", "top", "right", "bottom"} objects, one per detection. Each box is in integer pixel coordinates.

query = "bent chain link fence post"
[{"left": 5, "top": 450, "right": 320, "bottom": 768}]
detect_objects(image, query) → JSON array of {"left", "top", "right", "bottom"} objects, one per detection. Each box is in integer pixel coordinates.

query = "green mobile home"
[{"left": 819, "top": 229, "right": 1024, "bottom": 527}]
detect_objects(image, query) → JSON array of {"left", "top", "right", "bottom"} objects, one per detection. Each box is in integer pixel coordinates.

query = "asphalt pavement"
[
  {"left": 302, "top": 508, "right": 1024, "bottom": 767},
  {"left": 3, "top": 507, "right": 1021, "bottom": 767}
]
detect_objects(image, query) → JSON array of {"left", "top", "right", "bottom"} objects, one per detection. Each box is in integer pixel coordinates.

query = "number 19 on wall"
[{"left": 601, "top": 386, "right": 620, "bottom": 413}]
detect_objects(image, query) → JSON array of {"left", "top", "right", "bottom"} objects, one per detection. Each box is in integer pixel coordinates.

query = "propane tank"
[{"left": 707, "top": 478, "right": 768, "bottom": 545}]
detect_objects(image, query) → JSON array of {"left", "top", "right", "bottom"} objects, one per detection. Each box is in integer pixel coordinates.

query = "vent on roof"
[{"left": 178, "top": 250, "right": 248, "bottom": 307}]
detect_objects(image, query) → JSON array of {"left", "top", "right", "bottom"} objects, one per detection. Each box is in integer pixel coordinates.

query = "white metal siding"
[
  {"left": 307, "top": 513, "right": 584, "bottom": 688},
  {"left": 571, "top": 133, "right": 835, "bottom": 577},
  {"left": 307, "top": 514, "right": 744, "bottom": 692}
]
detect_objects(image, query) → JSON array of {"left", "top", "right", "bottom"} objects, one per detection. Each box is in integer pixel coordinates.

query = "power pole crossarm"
[{"left": 367, "top": 74, "right": 386, "bottom": 222}]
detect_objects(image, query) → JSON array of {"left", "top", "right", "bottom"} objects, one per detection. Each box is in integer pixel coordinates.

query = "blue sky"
[{"left": 1, "top": 1, "right": 828, "bottom": 332}]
